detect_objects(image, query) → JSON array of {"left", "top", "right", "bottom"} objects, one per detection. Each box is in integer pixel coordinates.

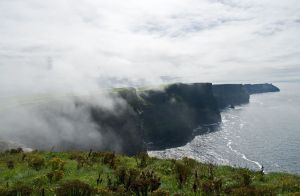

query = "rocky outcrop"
[
  {"left": 243, "top": 83, "right": 280, "bottom": 94},
  {"left": 212, "top": 84, "right": 250, "bottom": 109}
]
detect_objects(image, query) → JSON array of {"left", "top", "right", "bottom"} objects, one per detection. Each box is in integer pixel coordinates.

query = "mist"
[
  {"left": 0, "top": 0, "right": 300, "bottom": 151},
  {"left": 0, "top": 92, "right": 129, "bottom": 151}
]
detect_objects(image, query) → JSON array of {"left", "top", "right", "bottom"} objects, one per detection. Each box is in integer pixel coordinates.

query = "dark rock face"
[
  {"left": 87, "top": 82, "right": 279, "bottom": 154},
  {"left": 88, "top": 83, "right": 221, "bottom": 153},
  {"left": 212, "top": 84, "right": 250, "bottom": 109},
  {"left": 140, "top": 83, "right": 221, "bottom": 149},
  {"left": 243, "top": 83, "right": 280, "bottom": 94}
]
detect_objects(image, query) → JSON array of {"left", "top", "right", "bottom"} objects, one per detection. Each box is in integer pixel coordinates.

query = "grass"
[{"left": 0, "top": 150, "right": 299, "bottom": 195}]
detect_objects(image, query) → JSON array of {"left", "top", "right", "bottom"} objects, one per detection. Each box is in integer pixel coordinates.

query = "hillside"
[{"left": 0, "top": 149, "right": 299, "bottom": 195}]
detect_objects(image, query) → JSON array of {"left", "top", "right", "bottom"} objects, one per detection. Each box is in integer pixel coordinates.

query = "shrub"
[
  {"left": 22, "top": 154, "right": 27, "bottom": 161},
  {"left": 241, "top": 172, "right": 252, "bottom": 187},
  {"left": 280, "top": 176, "right": 300, "bottom": 192},
  {"left": 0, "top": 187, "right": 9, "bottom": 195},
  {"left": 208, "top": 163, "right": 215, "bottom": 180},
  {"left": 228, "top": 186, "right": 274, "bottom": 196},
  {"left": 96, "top": 173, "right": 103, "bottom": 186},
  {"left": 201, "top": 180, "right": 214, "bottom": 194},
  {"left": 33, "top": 175, "right": 48, "bottom": 187},
  {"left": 72, "top": 156, "right": 92, "bottom": 170},
  {"left": 182, "top": 157, "right": 197, "bottom": 169},
  {"left": 116, "top": 166, "right": 127, "bottom": 185},
  {"left": 175, "top": 161, "right": 191, "bottom": 188},
  {"left": 69, "top": 152, "right": 85, "bottom": 161},
  {"left": 147, "top": 170, "right": 161, "bottom": 192},
  {"left": 49, "top": 157, "right": 66, "bottom": 171},
  {"left": 115, "top": 185, "right": 128, "bottom": 194},
  {"left": 155, "top": 161, "right": 173, "bottom": 175},
  {"left": 126, "top": 168, "right": 140, "bottom": 190},
  {"left": 200, "top": 178, "right": 223, "bottom": 195},
  {"left": 102, "top": 152, "right": 116, "bottom": 169},
  {"left": 135, "top": 152, "right": 149, "bottom": 168},
  {"left": 56, "top": 180, "right": 94, "bottom": 196},
  {"left": 128, "top": 170, "right": 161, "bottom": 195},
  {"left": 107, "top": 175, "right": 118, "bottom": 191},
  {"left": 151, "top": 189, "right": 170, "bottom": 196},
  {"left": 214, "top": 178, "right": 223, "bottom": 194},
  {"left": 96, "top": 188, "right": 113, "bottom": 196},
  {"left": 6, "top": 160, "right": 14, "bottom": 169},
  {"left": 28, "top": 155, "right": 45, "bottom": 171},
  {"left": 90, "top": 152, "right": 104, "bottom": 163},
  {"left": 2, "top": 184, "right": 33, "bottom": 196},
  {"left": 47, "top": 170, "right": 64, "bottom": 183},
  {"left": 192, "top": 171, "right": 200, "bottom": 193}
]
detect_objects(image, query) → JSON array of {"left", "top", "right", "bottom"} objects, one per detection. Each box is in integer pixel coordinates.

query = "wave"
[{"left": 226, "top": 139, "right": 262, "bottom": 169}]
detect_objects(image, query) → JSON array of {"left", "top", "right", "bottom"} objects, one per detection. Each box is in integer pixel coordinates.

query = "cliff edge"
[
  {"left": 244, "top": 83, "right": 280, "bottom": 94},
  {"left": 212, "top": 84, "right": 250, "bottom": 109}
]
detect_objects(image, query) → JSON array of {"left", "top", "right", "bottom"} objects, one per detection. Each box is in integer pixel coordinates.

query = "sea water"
[{"left": 149, "top": 82, "right": 300, "bottom": 174}]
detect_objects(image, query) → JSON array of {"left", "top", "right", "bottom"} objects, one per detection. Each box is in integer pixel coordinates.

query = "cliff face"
[
  {"left": 87, "top": 82, "right": 279, "bottom": 154},
  {"left": 88, "top": 83, "right": 221, "bottom": 153},
  {"left": 212, "top": 84, "right": 250, "bottom": 109},
  {"left": 243, "top": 83, "right": 280, "bottom": 94},
  {"left": 140, "top": 83, "right": 221, "bottom": 149},
  {"left": 1, "top": 83, "right": 280, "bottom": 154},
  {"left": 89, "top": 90, "right": 143, "bottom": 155}
]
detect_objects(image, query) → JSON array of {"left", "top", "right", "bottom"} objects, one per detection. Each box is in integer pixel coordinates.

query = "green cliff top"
[{"left": 0, "top": 150, "right": 299, "bottom": 195}]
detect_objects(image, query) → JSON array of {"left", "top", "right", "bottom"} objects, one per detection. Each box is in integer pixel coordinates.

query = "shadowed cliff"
[
  {"left": 88, "top": 82, "right": 280, "bottom": 154},
  {"left": 244, "top": 83, "right": 280, "bottom": 94},
  {"left": 140, "top": 83, "right": 221, "bottom": 149},
  {"left": 213, "top": 84, "right": 250, "bottom": 109},
  {"left": 1, "top": 83, "right": 279, "bottom": 155}
]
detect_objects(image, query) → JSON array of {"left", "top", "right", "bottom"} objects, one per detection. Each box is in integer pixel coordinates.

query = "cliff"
[
  {"left": 84, "top": 83, "right": 279, "bottom": 154},
  {"left": 212, "top": 84, "right": 250, "bottom": 109},
  {"left": 243, "top": 83, "right": 280, "bottom": 94},
  {"left": 87, "top": 83, "right": 221, "bottom": 153},
  {"left": 89, "top": 90, "right": 144, "bottom": 155},
  {"left": 0, "top": 83, "right": 280, "bottom": 155},
  {"left": 140, "top": 83, "right": 221, "bottom": 149}
]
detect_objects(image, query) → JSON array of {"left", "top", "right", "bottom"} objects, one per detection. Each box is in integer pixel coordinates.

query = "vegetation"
[{"left": 0, "top": 149, "right": 299, "bottom": 195}]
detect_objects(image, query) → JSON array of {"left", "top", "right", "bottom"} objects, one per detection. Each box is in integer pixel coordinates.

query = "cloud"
[
  {"left": 0, "top": 92, "right": 130, "bottom": 151},
  {"left": 0, "top": 0, "right": 300, "bottom": 150},
  {"left": 0, "top": 0, "right": 299, "bottom": 95}
]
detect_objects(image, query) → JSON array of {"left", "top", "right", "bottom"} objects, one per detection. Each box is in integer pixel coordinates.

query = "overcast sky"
[{"left": 1, "top": 0, "right": 300, "bottom": 95}]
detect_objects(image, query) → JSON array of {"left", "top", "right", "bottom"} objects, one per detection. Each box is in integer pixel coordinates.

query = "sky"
[
  {"left": 0, "top": 0, "right": 300, "bottom": 151},
  {"left": 1, "top": 0, "right": 300, "bottom": 96}
]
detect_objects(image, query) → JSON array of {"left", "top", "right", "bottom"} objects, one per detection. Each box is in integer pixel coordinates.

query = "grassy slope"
[{"left": 0, "top": 151, "right": 299, "bottom": 195}]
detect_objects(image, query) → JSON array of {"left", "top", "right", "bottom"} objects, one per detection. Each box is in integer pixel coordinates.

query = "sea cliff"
[
  {"left": 244, "top": 83, "right": 280, "bottom": 94},
  {"left": 89, "top": 82, "right": 281, "bottom": 154},
  {"left": 1, "top": 83, "right": 280, "bottom": 155},
  {"left": 212, "top": 84, "right": 250, "bottom": 109},
  {"left": 140, "top": 83, "right": 221, "bottom": 149}
]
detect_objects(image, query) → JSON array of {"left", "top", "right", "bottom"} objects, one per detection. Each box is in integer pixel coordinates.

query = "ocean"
[{"left": 149, "top": 82, "right": 300, "bottom": 174}]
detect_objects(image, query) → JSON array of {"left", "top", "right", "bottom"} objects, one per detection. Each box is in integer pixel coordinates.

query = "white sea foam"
[{"left": 226, "top": 139, "right": 262, "bottom": 169}]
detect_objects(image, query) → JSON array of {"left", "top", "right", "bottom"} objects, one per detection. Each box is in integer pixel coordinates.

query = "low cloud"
[
  {"left": 0, "top": 92, "right": 127, "bottom": 151},
  {"left": 0, "top": 0, "right": 300, "bottom": 150}
]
